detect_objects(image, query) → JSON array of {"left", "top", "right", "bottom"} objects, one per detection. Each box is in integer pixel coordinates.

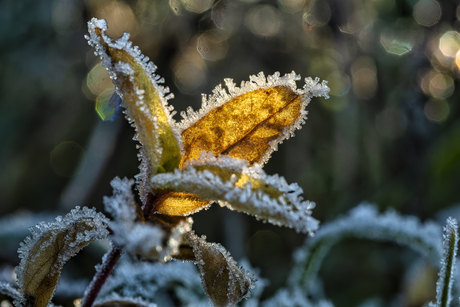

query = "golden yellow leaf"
[
  {"left": 87, "top": 19, "right": 182, "bottom": 176},
  {"left": 16, "top": 207, "right": 109, "bottom": 307},
  {"left": 179, "top": 83, "right": 302, "bottom": 168}
]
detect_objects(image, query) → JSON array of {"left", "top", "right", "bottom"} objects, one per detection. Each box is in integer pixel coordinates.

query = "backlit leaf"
[
  {"left": 178, "top": 72, "right": 330, "bottom": 168},
  {"left": 151, "top": 152, "right": 318, "bottom": 234},
  {"left": 16, "top": 207, "right": 109, "bottom": 307},
  {"left": 180, "top": 231, "right": 255, "bottom": 307},
  {"left": 86, "top": 18, "right": 182, "bottom": 200}
]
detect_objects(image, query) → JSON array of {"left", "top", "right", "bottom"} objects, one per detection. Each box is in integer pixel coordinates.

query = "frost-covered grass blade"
[
  {"left": 290, "top": 204, "right": 443, "bottom": 289},
  {"left": 431, "top": 217, "right": 459, "bottom": 307}
]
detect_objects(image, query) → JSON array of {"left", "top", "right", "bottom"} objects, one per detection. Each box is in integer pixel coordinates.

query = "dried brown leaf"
[{"left": 182, "top": 232, "right": 255, "bottom": 307}]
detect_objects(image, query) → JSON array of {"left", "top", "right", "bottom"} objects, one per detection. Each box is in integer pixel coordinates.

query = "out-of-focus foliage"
[{"left": 2, "top": 0, "right": 460, "bottom": 306}]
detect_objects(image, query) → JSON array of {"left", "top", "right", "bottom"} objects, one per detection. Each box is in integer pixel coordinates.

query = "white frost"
[
  {"left": 104, "top": 177, "right": 192, "bottom": 262},
  {"left": 177, "top": 71, "right": 329, "bottom": 165},
  {"left": 151, "top": 156, "right": 319, "bottom": 235}
]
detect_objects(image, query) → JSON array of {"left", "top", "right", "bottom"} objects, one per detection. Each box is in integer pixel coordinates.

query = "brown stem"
[{"left": 82, "top": 245, "right": 124, "bottom": 307}]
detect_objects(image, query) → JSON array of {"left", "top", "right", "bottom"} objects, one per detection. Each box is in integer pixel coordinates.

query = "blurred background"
[{"left": 1, "top": 0, "right": 460, "bottom": 306}]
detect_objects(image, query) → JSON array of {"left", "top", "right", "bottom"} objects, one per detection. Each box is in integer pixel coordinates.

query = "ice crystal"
[
  {"left": 184, "top": 231, "right": 256, "bottom": 306},
  {"left": 151, "top": 154, "right": 318, "bottom": 235},
  {"left": 177, "top": 72, "right": 329, "bottom": 167},
  {"left": 104, "top": 177, "right": 192, "bottom": 262},
  {"left": 94, "top": 293, "right": 157, "bottom": 307},
  {"left": 290, "top": 203, "right": 443, "bottom": 288},
  {"left": 15, "top": 207, "right": 109, "bottom": 307},
  {"left": 261, "top": 287, "right": 334, "bottom": 307},
  {"left": 433, "top": 217, "right": 459, "bottom": 307}
]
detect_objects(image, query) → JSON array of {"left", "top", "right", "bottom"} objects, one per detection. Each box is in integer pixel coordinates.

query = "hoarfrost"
[
  {"left": 94, "top": 293, "right": 158, "bottom": 307},
  {"left": 0, "top": 281, "right": 21, "bottom": 303},
  {"left": 15, "top": 207, "right": 109, "bottom": 307},
  {"left": 433, "top": 217, "right": 458, "bottom": 307},
  {"left": 177, "top": 71, "right": 329, "bottom": 165},
  {"left": 262, "top": 287, "right": 334, "bottom": 307},
  {"left": 290, "top": 203, "right": 443, "bottom": 288},
  {"left": 104, "top": 177, "right": 192, "bottom": 262},
  {"left": 98, "top": 257, "right": 207, "bottom": 306},
  {"left": 151, "top": 155, "right": 318, "bottom": 235},
  {"left": 185, "top": 232, "right": 256, "bottom": 306}
]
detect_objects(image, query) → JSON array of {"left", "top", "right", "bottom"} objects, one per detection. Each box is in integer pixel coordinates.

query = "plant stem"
[{"left": 82, "top": 244, "right": 124, "bottom": 307}]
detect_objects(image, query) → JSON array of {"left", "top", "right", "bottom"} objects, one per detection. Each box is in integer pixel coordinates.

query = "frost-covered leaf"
[
  {"left": 262, "top": 287, "right": 334, "bottom": 307},
  {"left": 94, "top": 293, "right": 157, "bottom": 307},
  {"left": 178, "top": 71, "right": 329, "bottom": 168},
  {"left": 16, "top": 207, "right": 109, "bottom": 307},
  {"left": 0, "top": 282, "right": 21, "bottom": 303},
  {"left": 432, "top": 217, "right": 459, "bottom": 307},
  {"left": 86, "top": 18, "right": 182, "bottom": 200},
  {"left": 151, "top": 153, "right": 318, "bottom": 234},
  {"left": 178, "top": 232, "right": 256, "bottom": 307},
  {"left": 98, "top": 257, "right": 207, "bottom": 306},
  {"left": 104, "top": 177, "right": 192, "bottom": 262},
  {"left": 290, "top": 203, "right": 443, "bottom": 289}
]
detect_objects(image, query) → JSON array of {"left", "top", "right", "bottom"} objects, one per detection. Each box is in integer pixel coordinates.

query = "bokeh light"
[
  {"left": 174, "top": 61, "right": 206, "bottom": 94},
  {"left": 351, "top": 57, "right": 378, "bottom": 99},
  {"left": 1, "top": 300, "right": 12, "bottom": 307},
  {"left": 302, "top": 0, "right": 331, "bottom": 28},
  {"left": 278, "top": 0, "right": 305, "bottom": 14},
  {"left": 439, "top": 31, "right": 460, "bottom": 57},
  {"left": 413, "top": 0, "right": 441, "bottom": 27},
  {"left": 85, "top": 64, "right": 114, "bottom": 99},
  {"left": 50, "top": 142, "right": 86, "bottom": 177},
  {"left": 380, "top": 30, "right": 413, "bottom": 55},
  {"left": 87, "top": 0, "right": 138, "bottom": 37},
  {"left": 339, "top": 10, "right": 372, "bottom": 34},
  {"left": 182, "top": 0, "right": 213, "bottom": 14},
  {"left": 95, "top": 90, "right": 120, "bottom": 121},
  {"left": 245, "top": 5, "right": 281, "bottom": 37},
  {"left": 424, "top": 98, "right": 450, "bottom": 122},
  {"left": 197, "top": 30, "right": 229, "bottom": 61},
  {"left": 326, "top": 71, "right": 351, "bottom": 97},
  {"left": 420, "top": 70, "right": 455, "bottom": 98}
]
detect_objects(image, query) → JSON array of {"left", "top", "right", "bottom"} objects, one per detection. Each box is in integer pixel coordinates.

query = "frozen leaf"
[
  {"left": 178, "top": 71, "right": 329, "bottom": 168},
  {"left": 262, "top": 287, "right": 334, "bottom": 307},
  {"left": 94, "top": 293, "right": 157, "bottom": 307},
  {"left": 432, "top": 217, "right": 458, "bottom": 307},
  {"left": 15, "top": 207, "right": 109, "bottom": 307},
  {"left": 290, "top": 203, "right": 443, "bottom": 289},
  {"left": 178, "top": 232, "right": 256, "bottom": 307},
  {"left": 151, "top": 152, "right": 318, "bottom": 234},
  {"left": 98, "top": 257, "right": 206, "bottom": 305},
  {"left": 104, "top": 177, "right": 192, "bottom": 262},
  {"left": 86, "top": 18, "right": 182, "bottom": 200},
  {"left": 0, "top": 282, "right": 21, "bottom": 303}
]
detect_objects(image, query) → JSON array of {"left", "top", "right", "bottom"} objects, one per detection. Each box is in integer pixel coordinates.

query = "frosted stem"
[
  {"left": 436, "top": 217, "right": 458, "bottom": 307},
  {"left": 82, "top": 245, "right": 124, "bottom": 307}
]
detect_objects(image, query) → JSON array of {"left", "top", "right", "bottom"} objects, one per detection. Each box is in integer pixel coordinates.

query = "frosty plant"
[{"left": 0, "top": 18, "right": 330, "bottom": 307}]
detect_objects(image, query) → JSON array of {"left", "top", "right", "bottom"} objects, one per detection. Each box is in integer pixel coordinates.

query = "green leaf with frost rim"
[
  {"left": 151, "top": 153, "right": 318, "bottom": 235},
  {"left": 15, "top": 207, "right": 109, "bottom": 307}
]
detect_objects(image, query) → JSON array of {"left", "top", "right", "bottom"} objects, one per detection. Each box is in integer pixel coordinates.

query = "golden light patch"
[
  {"left": 153, "top": 192, "right": 212, "bottom": 216},
  {"left": 179, "top": 86, "right": 302, "bottom": 168}
]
